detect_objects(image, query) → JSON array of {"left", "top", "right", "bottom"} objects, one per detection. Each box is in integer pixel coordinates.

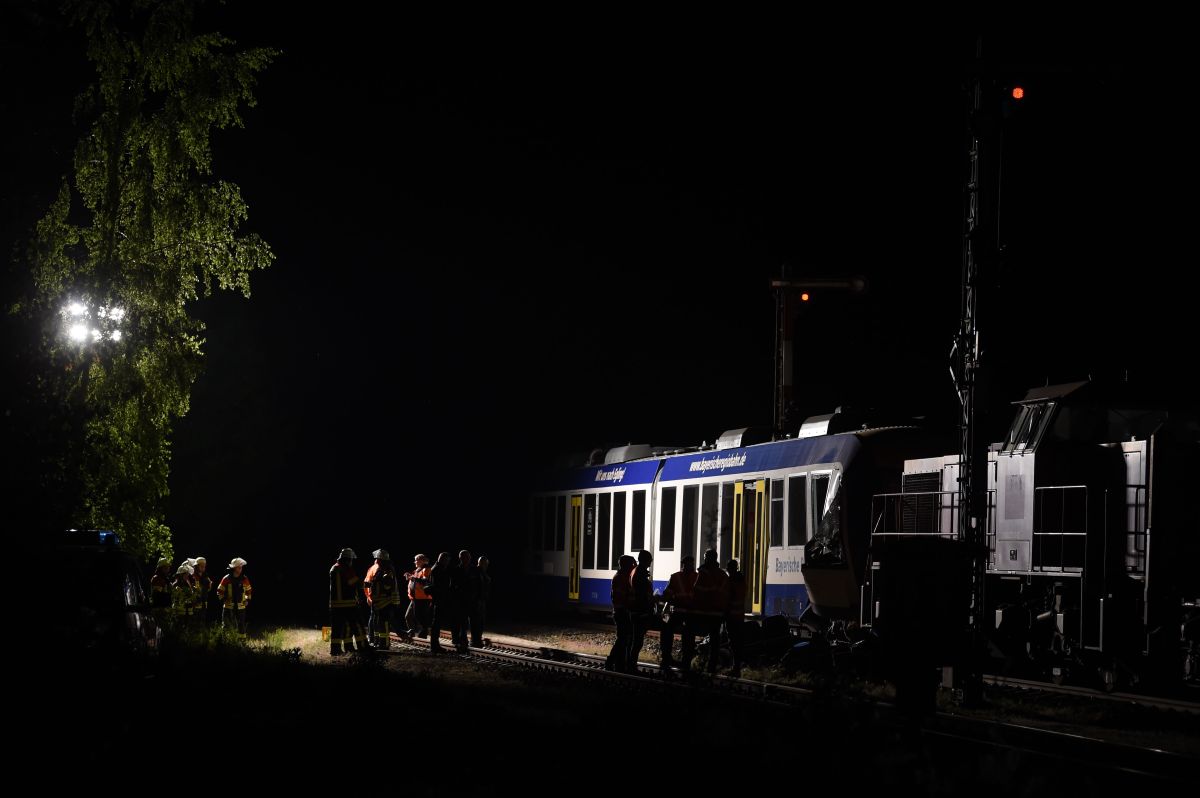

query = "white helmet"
[
  {"left": 339, "top": 548, "right": 357, "bottom": 560},
  {"left": 372, "top": 549, "right": 390, "bottom": 561},
  {"left": 228, "top": 557, "right": 247, "bottom": 569},
  {"left": 176, "top": 564, "right": 194, "bottom": 576},
  {"left": 193, "top": 556, "right": 206, "bottom": 565}
]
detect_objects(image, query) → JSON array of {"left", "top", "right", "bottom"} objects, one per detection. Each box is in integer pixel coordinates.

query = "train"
[{"left": 526, "top": 379, "right": 1199, "bottom": 688}]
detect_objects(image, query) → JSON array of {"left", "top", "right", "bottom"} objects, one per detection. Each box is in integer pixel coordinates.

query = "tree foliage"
[{"left": 19, "top": 0, "right": 275, "bottom": 560}]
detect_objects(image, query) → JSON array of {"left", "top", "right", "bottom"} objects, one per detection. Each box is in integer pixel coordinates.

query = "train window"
[
  {"left": 631, "top": 491, "right": 647, "bottom": 551},
  {"left": 583, "top": 494, "right": 597, "bottom": 569},
  {"left": 612, "top": 492, "right": 627, "bottom": 567},
  {"left": 682, "top": 485, "right": 699, "bottom": 562},
  {"left": 701, "top": 484, "right": 719, "bottom": 554},
  {"left": 770, "top": 479, "right": 785, "bottom": 547},
  {"left": 1003, "top": 401, "right": 1055, "bottom": 453},
  {"left": 719, "top": 483, "right": 734, "bottom": 565},
  {"left": 659, "top": 487, "right": 677, "bottom": 551},
  {"left": 598, "top": 493, "right": 611, "bottom": 573},
  {"left": 788, "top": 475, "right": 808, "bottom": 545},
  {"left": 811, "top": 474, "right": 830, "bottom": 536},
  {"left": 542, "top": 497, "right": 555, "bottom": 551},
  {"left": 555, "top": 496, "right": 567, "bottom": 551}
]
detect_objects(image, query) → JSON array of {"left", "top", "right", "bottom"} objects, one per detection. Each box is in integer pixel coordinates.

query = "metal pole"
[{"left": 954, "top": 36, "right": 999, "bottom": 705}]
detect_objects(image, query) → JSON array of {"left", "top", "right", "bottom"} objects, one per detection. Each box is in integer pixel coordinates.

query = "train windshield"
[
  {"left": 1002, "top": 401, "right": 1056, "bottom": 453},
  {"left": 805, "top": 473, "right": 844, "bottom": 566}
]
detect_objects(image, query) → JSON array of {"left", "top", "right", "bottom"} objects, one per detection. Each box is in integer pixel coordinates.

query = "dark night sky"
[{"left": 3, "top": 8, "right": 1195, "bottom": 621}]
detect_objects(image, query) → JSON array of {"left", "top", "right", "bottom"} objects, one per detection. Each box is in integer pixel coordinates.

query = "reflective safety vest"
[
  {"left": 407, "top": 566, "right": 431, "bottom": 601},
  {"left": 171, "top": 580, "right": 194, "bottom": 618},
  {"left": 329, "top": 562, "right": 359, "bottom": 609},
  {"left": 611, "top": 567, "right": 633, "bottom": 609},
  {"left": 664, "top": 570, "right": 697, "bottom": 609},
  {"left": 364, "top": 563, "right": 399, "bottom": 608},
  {"left": 192, "top": 573, "right": 212, "bottom": 613},
  {"left": 218, "top": 574, "right": 252, "bottom": 610}
]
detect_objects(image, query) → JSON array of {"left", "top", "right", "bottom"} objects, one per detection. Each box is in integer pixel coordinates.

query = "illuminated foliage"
[{"left": 19, "top": 0, "right": 275, "bottom": 560}]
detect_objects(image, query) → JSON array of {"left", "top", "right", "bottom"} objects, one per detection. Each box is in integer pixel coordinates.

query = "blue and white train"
[{"left": 526, "top": 418, "right": 944, "bottom": 620}]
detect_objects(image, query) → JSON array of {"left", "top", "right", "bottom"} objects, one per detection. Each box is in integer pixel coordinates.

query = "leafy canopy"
[{"left": 22, "top": 0, "right": 275, "bottom": 561}]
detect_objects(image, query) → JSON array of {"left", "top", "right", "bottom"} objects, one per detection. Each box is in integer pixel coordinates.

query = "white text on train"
[
  {"left": 595, "top": 468, "right": 626, "bottom": 483},
  {"left": 688, "top": 454, "right": 748, "bottom": 473}
]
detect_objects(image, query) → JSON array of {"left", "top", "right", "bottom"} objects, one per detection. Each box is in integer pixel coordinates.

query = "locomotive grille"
[{"left": 901, "top": 471, "right": 943, "bottom": 534}]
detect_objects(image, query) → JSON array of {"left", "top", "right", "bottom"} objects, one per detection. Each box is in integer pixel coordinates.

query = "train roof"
[{"left": 536, "top": 425, "right": 926, "bottom": 492}]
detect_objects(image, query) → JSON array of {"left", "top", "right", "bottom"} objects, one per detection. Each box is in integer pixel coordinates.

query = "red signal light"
[{"left": 1011, "top": 86, "right": 1025, "bottom": 100}]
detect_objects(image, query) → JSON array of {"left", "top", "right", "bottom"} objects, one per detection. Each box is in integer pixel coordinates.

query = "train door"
[
  {"left": 751, "top": 479, "right": 767, "bottom": 614},
  {"left": 732, "top": 480, "right": 768, "bottom": 613},
  {"left": 568, "top": 495, "right": 582, "bottom": 601}
]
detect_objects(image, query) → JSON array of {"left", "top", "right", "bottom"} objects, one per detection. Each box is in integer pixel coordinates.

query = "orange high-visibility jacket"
[{"left": 364, "top": 563, "right": 399, "bottom": 608}]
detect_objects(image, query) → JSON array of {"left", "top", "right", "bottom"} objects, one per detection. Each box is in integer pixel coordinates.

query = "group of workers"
[
  {"left": 149, "top": 555, "right": 253, "bottom": 635},
  {"left": 607, "top": 548, "right": 747, "bottom": 677},
  {"left": 329, "top": 548, "right": 491, "bottom": 657}
]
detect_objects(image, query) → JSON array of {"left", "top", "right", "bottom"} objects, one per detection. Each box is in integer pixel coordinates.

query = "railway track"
[
  {"left": 569, "top": 618, "right": 1200, "bottom": 715},
  {"left": 380, "top": 631, "right": 1198, "bottom": 784}
]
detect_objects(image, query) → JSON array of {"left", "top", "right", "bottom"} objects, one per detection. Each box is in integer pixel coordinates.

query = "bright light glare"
[
  {"left": 107, "top": 306, "right": 125, "bottom": 321},
  {"left": 68, "top": 324, "right": 89, "bottom": 342},
  {"left": 90, "top": 329, "right": 102, "bottom": 341},
  {"left": 110, "top": 330, "right": 122, "bottom": 342},
  {"left": 67, "top": 302, "right": 88, "bottom": 316}
]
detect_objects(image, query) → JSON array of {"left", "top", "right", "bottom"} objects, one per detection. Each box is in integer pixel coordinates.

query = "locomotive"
[{"left": 857, "top": 380, "right": 1199, "bottom": 688}]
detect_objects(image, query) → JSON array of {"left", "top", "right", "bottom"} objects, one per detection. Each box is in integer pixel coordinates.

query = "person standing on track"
[
  {"left": 364, "top": 549, "right": 399, "bottom": 650},
  {"left": 626, "top": 550, "right": 655, "bottom": 674},
  {"left": 404, "top": 553, "right": 432, "bottom": 638},
  {"left": 605, "top": 554, "right": 636, "bottom": 671}
]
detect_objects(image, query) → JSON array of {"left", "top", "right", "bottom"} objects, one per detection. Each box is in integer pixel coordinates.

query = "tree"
[{"left": 15, "top": 0, "right": 275, "bottom": 560}]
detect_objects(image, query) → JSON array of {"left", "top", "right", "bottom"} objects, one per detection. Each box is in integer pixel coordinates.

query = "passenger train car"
[{"left": 527, "top": 418, "right": 945, "bottom": 620}]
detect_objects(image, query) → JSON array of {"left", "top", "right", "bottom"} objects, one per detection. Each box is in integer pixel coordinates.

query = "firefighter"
[
  {"left": 217, "top": 557, "right": 252, "bottom": 638},
  {"left": 605, "top": 554, "right": 636, "bottom": 671},
  {"left": 191, "top": 556, "right": 212, "bottom": 624},
  {"left": 404, "top": 553, "right": 432, "bottom": 638},
  {"left": 364, "top": 549, "right": 400, "bottom": 650},
  {"left": 150, "top": 557, "right": 172, "bottom": 624},
  {"left": 171, "top": 562, "right": 195, "bottom": 627},
  {"left": 661, "top": 555, "right": 698, "bottom": 670},
  {"left": 329, "top": 548, "right": 365, "bottom": 655}
]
